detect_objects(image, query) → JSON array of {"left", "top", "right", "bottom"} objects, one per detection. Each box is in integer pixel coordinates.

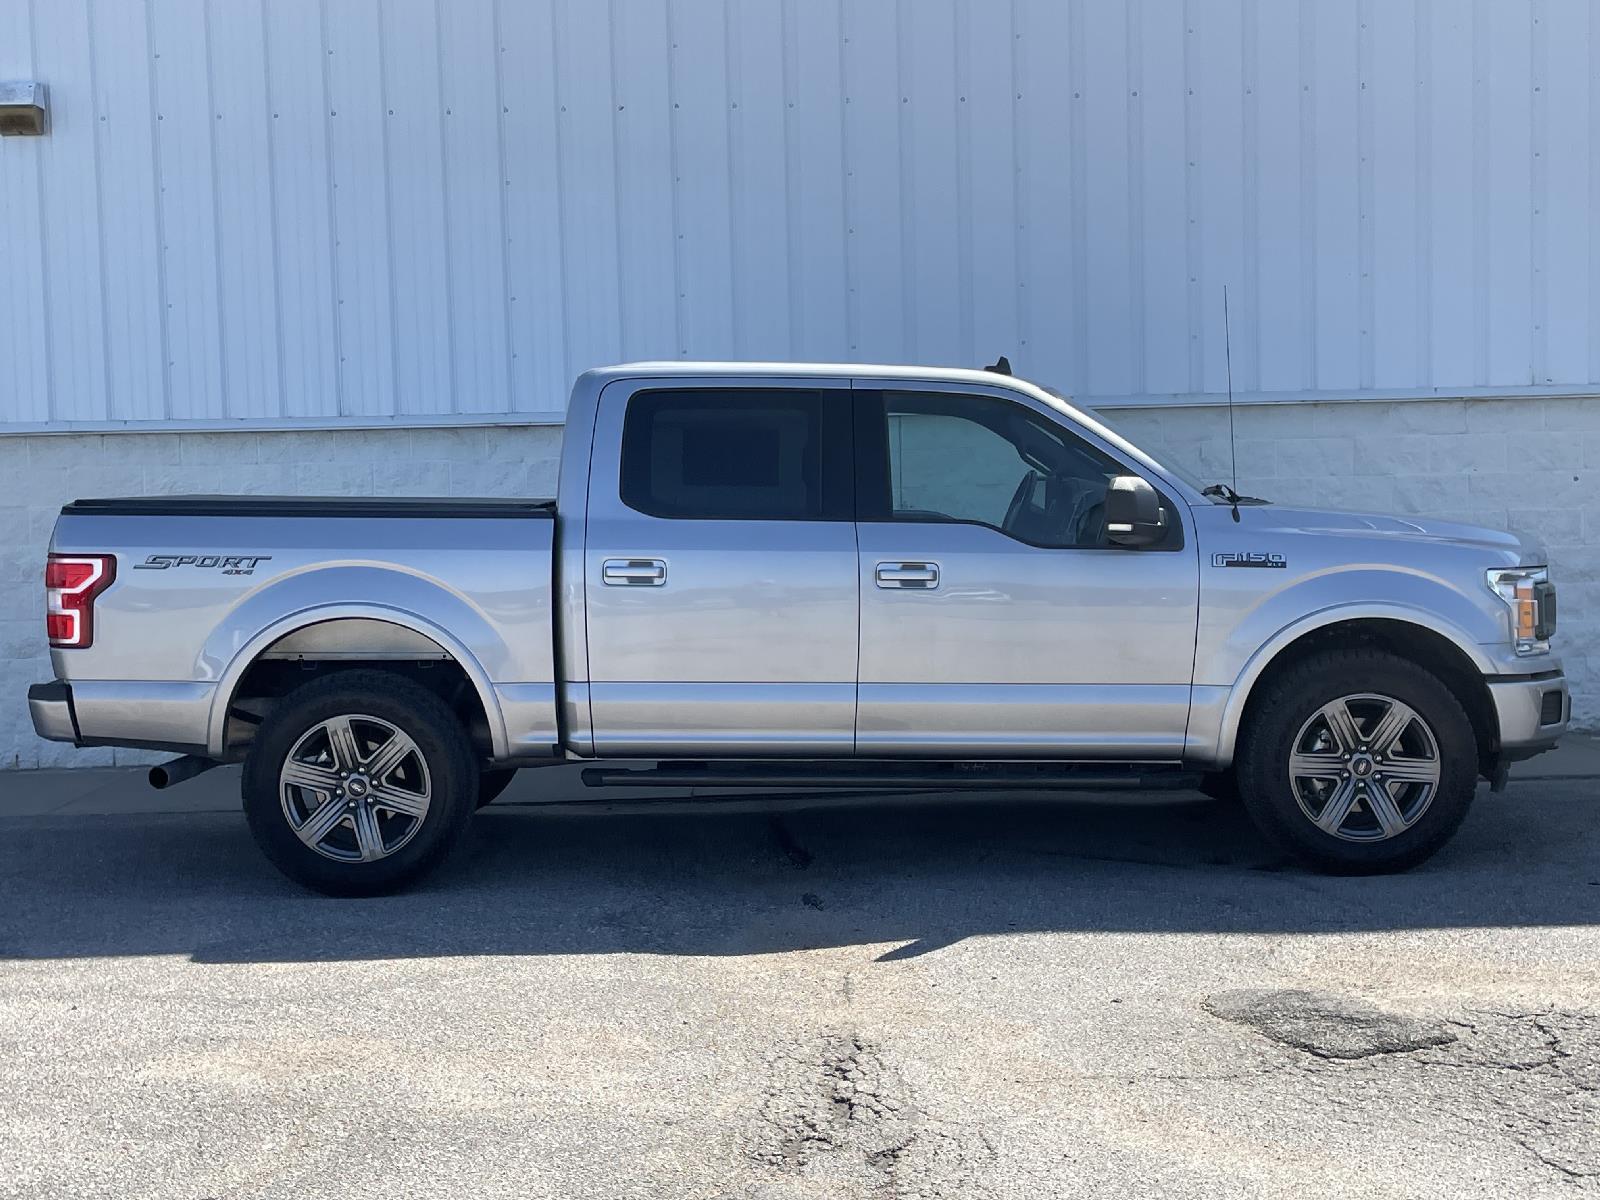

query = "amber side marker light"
[{"left": 1486, "top": 566, "right": 1553, "bottom": 657}]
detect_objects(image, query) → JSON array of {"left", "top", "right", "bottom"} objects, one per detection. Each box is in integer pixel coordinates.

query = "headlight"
[{"left": 1486, "top": 567, "right": 1556, "bottom": 656}]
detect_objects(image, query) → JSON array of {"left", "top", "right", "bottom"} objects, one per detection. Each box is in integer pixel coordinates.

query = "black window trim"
[
  {"left": 618, "top": 385, "right": 855, "bottom": 523},
  {"left": 852, "top": 388, "right": 1186, "bottom": 552}
]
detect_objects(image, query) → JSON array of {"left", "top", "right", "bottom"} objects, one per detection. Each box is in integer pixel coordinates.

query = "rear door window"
[{"left": 620, "top": 388, "right": 851, "bottom": 521}]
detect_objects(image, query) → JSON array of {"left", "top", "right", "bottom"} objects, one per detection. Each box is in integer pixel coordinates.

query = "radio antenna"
[{"left": 1223, "top": 285, "right": 1240, "bottom": 523}]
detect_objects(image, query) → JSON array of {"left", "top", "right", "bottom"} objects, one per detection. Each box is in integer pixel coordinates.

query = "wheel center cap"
[
  {"left": 345, "top": 774, "right": 371, "bottom": 798},
  {"left": 1350, "top": 756, "right": 1374, "bottom": 778}
]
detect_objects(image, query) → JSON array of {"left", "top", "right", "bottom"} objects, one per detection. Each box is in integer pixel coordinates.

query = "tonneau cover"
[{"left": 62, "top": 495, "right": 556, "bottom": 519}]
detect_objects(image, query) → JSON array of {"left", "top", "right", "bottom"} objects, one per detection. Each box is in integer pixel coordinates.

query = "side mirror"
[{"left": 1104, "top": 475, "right": 1165, "bottom": 548}]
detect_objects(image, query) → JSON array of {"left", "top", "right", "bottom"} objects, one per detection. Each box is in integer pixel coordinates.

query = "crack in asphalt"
[
  {"left": 766, "top": 815, "right": 814, "bottom": 870},
  {"left": 750, "top": 1031, "right": 996, "bottom": 1198},
  {"left": 1205, "top": 990, "right": 1600, "bottom": 1188}
]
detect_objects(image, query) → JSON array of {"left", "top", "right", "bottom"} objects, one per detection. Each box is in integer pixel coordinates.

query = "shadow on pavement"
[{"left": 1, "top": 782, "right": 1597, "bottom": 964}]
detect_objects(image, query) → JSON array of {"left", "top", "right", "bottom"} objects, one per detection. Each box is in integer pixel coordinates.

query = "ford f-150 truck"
[{"left": 29, "top": 363, "right": 1569, "bottom": 894}]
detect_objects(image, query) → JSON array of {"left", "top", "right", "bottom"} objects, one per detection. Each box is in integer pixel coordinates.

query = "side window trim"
[{"left": 851, "top": 386, "right": 1185, "bottom": 552}]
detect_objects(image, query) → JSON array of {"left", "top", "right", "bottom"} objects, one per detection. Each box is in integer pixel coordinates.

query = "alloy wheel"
[
  {"left": 1287, "top": 693, "right": 1441, "bottom": 843},
  {"left": 279, "top": 714, "right": 432, "bottom": 862}
]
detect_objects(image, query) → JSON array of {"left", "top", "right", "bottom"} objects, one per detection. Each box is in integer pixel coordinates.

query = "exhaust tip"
[{"left": 147, "top": 755, "right": 217, "bottom": 790}]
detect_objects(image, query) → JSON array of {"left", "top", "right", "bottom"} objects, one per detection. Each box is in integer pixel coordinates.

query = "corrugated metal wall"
[{"left": 1, "top": 0, "right": 1596, "bottom": 430}]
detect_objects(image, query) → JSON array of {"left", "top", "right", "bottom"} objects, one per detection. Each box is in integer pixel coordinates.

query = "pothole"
[{"left": 1204, "top": 988, "right": 1458, "bottom": 1059}]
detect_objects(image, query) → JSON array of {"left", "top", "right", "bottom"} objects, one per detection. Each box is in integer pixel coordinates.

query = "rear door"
[
  {"left": 583, "top": 377, "right": 858, "bottom": 755},
  {"left": 852, "top": 383, "right": 1200, "bottom": 757}
]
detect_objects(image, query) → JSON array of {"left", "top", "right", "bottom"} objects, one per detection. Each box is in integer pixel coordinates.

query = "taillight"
[{"left": 46, "top": 554, "right": 116, "bottom": 649}]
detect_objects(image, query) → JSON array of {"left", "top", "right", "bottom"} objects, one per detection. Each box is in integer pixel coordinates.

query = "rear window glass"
[{"left": 620, "top": 389, "right": 828, "bottom": 520}]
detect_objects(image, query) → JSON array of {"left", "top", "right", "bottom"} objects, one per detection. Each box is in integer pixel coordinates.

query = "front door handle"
[
  {"left": 875, "top": 561, "right": 939, "bottom": 589},
  {"left": 602, "top": 558, "right": 667, "bottom": 586}
]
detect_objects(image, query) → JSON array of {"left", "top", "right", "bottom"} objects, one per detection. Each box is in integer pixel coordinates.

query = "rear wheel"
[
  {"left": 243, "top": 670, "right": 478, "bottom": 896},
  {"left": 1235, "top": 649, "right": 1478, "bottom": 874}
]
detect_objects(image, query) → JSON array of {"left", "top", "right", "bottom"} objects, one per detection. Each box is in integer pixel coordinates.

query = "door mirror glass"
[{"left": 1104, "top": 475, "right": 1165, "bottom": 547}]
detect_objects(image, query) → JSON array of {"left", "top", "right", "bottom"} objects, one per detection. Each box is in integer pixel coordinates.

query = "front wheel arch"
[{"left": 1222, "top": 618, "right": 1497, "bottom": 778}]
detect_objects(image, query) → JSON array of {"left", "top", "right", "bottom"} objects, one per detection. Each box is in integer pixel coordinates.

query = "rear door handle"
[
  {"left": 602, "top": 558, "right": 667, "bottom": 586},
  {"left": 875, "top": 561, "right": 939, "bottom": 589}
]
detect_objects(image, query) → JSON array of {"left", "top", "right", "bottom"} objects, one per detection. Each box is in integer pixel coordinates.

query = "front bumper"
[
  {"left": 28, "top": 681, "right": 78, "bottom": 744},
  {"left": 1488, "top": 669, "right": 1569, "bottom": 760}
]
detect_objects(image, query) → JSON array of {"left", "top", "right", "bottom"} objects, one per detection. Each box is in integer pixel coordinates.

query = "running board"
[{"left": 580, "top": 761, "right": 1201, "bottom": 792}]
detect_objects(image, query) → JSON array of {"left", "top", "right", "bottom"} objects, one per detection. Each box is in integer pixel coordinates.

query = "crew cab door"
[
  {"left": 583, "top": 377, "right": 858, "bottom": 754},
  {"left": 852, "top": 383, "right": 1199, "bottom": 757}
]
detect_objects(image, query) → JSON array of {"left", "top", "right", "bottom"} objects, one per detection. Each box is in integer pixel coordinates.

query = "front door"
[
  {"left": 853, "top": 384, "right": 1199, "bottom": 758},
  {"left": 584, "top": 378, "right": 858, "bottom": 755}
]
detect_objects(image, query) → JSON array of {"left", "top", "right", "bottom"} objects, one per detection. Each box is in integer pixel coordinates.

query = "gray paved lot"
[{"left": 1, "top": 759, "right": 1597, "bottom": 1199}]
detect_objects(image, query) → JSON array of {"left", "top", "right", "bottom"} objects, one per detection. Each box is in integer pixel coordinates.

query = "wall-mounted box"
[{"left": 0, "top": 82, "right": 48, "bottom": 136}]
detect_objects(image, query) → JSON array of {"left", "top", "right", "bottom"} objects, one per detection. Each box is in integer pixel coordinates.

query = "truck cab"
[{"left": 30, "top": 363, "right": 1569, "bottom": 894}]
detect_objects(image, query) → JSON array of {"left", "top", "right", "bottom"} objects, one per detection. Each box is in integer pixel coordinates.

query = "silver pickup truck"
[{"left": 30, "top": 363, "right": 1568, "bottom": 894}]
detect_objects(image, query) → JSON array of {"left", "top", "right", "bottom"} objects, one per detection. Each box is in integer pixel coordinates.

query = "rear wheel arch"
[{"left": 210, "top": 611, "right": 504, "bottom": 761}]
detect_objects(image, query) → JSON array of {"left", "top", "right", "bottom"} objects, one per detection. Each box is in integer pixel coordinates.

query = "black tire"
[
  {"left": 1198, "top": 769, "right": 1240, "bottom": 805},
  {"left": 476, "top": 767, "right": 517, "bottom": 808},
  {"left": 1235, "top": 648, "right": 1478, "bottom": 874},
  {"left": 243, "top": 670, "right": 479, "bottom": 896}
]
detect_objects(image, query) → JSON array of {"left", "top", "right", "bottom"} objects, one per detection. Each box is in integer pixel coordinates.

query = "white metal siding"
[{"left": 1, "top": 0, "right": 1596, "bottom": 430}]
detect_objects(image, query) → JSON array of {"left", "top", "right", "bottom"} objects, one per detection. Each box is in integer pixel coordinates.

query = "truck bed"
[{"left": 47, "top": 494, "right": 560, "bottom": 761}]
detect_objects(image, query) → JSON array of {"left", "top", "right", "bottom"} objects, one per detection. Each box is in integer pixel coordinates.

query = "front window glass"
[{"left": 884, "top": 392, "right": 1125, "bottom": 548}]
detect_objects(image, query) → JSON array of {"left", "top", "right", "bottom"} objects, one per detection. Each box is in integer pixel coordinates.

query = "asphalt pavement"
[{"left": 1, "top": 744, "right": 1597, "bottom": 1198}]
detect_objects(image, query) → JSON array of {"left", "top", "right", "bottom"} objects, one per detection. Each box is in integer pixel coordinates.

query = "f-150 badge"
[
  {"left": 134, "top": 554, "right": 272, "bottom": 575},
  {"left": 1212, "top": 552, "right": 1286, "bottom": 569}
]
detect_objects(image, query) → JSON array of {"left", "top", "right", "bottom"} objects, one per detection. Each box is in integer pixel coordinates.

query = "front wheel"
[
  {"left": 243, "top": 671, "right": 479, "bottom": 896},
  {"left": 1235, "top": 649, "right": 1479, "bottom": 874}
]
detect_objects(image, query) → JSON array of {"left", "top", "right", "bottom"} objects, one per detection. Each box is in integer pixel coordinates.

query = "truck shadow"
[{"left": 1, "top": 783, "right": 1596, "bottom": 964}]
